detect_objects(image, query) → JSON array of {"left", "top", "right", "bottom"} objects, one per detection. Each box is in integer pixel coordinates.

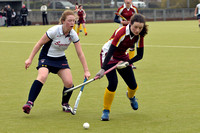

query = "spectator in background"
[
  {"left": 194, "top": 0, "right": 200, "bottom": 28},
  {"left": 6, "top": 5, "right": 13, "bottom": 27},
  {"left": 11, "top": 9, "right": 16, "bottom": 26},
  {"left": 20, "top": 4, "right": 28, "bottom": 26},
  {"left": 0, "top": 8, "right": 6, "bottom": 26},
  {"left": 40, "top": 3, "right": 48, "bottom": 25}
]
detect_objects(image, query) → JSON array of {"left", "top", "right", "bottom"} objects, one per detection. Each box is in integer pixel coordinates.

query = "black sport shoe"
[
  {"left": 22, "top": 101, "right": 33, "bottom": 114},
  {"left": 62, "top": 103, "right": 74, "bottom": 114}
]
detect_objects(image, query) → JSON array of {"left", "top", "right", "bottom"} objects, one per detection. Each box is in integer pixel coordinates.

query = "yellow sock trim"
[
  {"left": 127, "top": 86, "right": 138, "bottom": 99},
  {"left": 80, "top": 24, "right": 82, "bottom": 30},
  {"left": 84, "top": 27, "right": 87, "bottom": 33},
  {"left": 77, "top": 27, "right": 80, "bottom": 34},
  {"left": 103, "top": 88, "right": 115, "bottom": 111},
  {"left": 129, "top": 49, "right": 135, "bottom": 59},
  {"left": 73, "top": 25, "right": 76, "bottom": 30}
]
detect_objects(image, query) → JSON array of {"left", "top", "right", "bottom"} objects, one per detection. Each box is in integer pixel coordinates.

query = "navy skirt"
[{"left": 37, "top": 56, "right": 70, "bottom": 74}]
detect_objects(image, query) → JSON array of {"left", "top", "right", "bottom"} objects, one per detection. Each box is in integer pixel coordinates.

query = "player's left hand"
[
  {"left": 95, "top": 69, "right": 105, "bottom": 79},
  {"left": 84, "top": 70, "right": 91, "bottom": 79},
  {"left": 117, "top": 61, "right": 129, "bottom": 69},
  {"left": 25, "top": 58, "right": 32, "bottom": 69}
]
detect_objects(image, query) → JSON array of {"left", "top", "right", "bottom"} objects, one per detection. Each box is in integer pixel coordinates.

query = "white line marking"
[
  {"left": 0, "top": 41, "right": 35, "bottom": 44},
  {"left": 145, "top": 45, "right": 200, "bottom": 49},
  {"left": 0, "top": 41, "right": 200, "bottom": 49}
]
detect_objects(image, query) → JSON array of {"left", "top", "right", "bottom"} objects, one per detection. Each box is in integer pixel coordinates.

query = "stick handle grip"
[{"left": 94, "top": 61, "right": 122, "bottom": 80}]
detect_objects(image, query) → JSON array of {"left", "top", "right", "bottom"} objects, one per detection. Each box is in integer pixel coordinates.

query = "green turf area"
[{"left": 0, "top": 20, "right": 200, "bottom": 133}]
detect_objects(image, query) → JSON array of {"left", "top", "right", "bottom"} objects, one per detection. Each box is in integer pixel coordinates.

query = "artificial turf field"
[{"left": 0, "top": 20, "right": 200, "bottom": 133}]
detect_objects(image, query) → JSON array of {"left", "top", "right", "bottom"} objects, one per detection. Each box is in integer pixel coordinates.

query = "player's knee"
[
  {"left": 129, "top": 84, "right": 138, "bottom": 90},
  {"left": 107, "top": 82, "right": 118, "bottom": 92},
  {"left": 36, "top": 75, "right": 48, "bottom": 84},
  {"left": 64, "top": 81, "right": 73, "bottom": 88}
]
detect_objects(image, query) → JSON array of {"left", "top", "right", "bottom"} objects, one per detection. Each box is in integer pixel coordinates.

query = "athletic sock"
[
  {"left": 129, "top": 48, "right": 135, "bottom": 59},
  {"left": 127, "top": 86, "right": 138, "bottom": 99},
  {"left": 80, "top": 24, "right": 82, "bottom": 30},
  {"left": 103, "top": 88, "right": 115, "bottom": 111},
  {"left": 28, "top": 80, "right": 43, "bottom": 102},
  {"left": 77, "top": 26, "right": 80, "bottom": 35},
  {"left": 73, "top": 24, "right": 76, "bottom": 30},
  {"left": 62, "top": 86, "right": 73, "bottom": 105},
  {"left": 84, "top": 27, "right": 87, "bottom": 34}
]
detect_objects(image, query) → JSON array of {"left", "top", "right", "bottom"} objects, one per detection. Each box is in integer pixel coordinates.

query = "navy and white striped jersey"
[{"left": 39, "top": 25, "right": 79, "bottom": 59}]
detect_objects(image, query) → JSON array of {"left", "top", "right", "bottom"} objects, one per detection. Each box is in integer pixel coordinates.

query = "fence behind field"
[{"left": 1, "top": 8, "right": 195, "bottom": 26}]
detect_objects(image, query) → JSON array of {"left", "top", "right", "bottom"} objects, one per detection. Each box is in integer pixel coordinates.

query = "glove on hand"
[
  {"left": 117, "top": 61, "right": 129, "bottom": 69},
  {"left": 96, "top": 69, "right": 105, "bottom": 79}
]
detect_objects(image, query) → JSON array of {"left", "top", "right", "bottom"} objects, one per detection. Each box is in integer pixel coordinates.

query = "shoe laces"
[{"left": 27, "top": 101, "right": 34, "bottom": 107}]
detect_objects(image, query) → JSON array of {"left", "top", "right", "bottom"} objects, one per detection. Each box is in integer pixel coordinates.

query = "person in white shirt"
[
  {"left": 22, "top": 10, "right": 90, "bottom": 115},
  {"left": 11, "top": 9, "right": 16, "bottom": 26},
  {"left": 40, "top": 3, "right": 48, "bottom": 25},
  {"left": 194, "top": 0, "right": 200, "bottom": 28}
]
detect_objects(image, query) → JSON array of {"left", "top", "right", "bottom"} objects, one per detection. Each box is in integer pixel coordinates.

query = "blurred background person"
[
  {"left": 77, "top": 5, "right": 87, "bottom": 36},
  {"left": 11, "top": 9, "right": 16, "bottom": 26},
  {"left": 20, "top": 4, "right": 28, "bottom": 26},
  {"left": 6, "top": 5, "right": 12, "bottom": 27},
  {"left": 114, "top": 0, "right": 138, "bottom": 27},
  {"left": 194, "top": 0, "right": 200, "bottom": 28},
  {"left": 40, "top": 3, "right": 48, "bottom": 25},
  {"left": 0, "top": 8, "right": 6, "bottom": 26},
  {"left": 73, "top": 2, "right": 79, "bottom": 30}
]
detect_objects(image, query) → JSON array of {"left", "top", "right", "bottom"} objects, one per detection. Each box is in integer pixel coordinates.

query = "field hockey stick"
[
  {"left": 115, "top": 12, "right": 127, "bottom": 21},
  {"left": 64, "top": 61, "right": 123, "bottom": 94},
  {"left": 72, "top": 78, "right": 87, "bottom": 115}
]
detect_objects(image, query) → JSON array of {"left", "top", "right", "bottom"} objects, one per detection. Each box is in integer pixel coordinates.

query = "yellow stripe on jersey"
[
  {"left": 136, "top": 36, "right": 141, "bottom": 48},
  {"left": 116, "top": 34, "right": 125, "bottom": 47},
  {"left": 118, "top": 8, "right": 123, "bottom": 14},
  {"left": 133, "top": 7, "right": 138, "bottom": 13},
  {"left": 115, "top": 26, "right": 124, "bottom": 35},
  {"left": 113, "top": 26, "right": 126, "bottom": 47}
]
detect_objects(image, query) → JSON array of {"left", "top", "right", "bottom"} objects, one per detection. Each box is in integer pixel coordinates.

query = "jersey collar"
[
  {"left": 59, "top": 25, "right": 71, "bottom": 37},
  {"left": 126, "top": 24, "right": 135, "bottom": 39},
  {"left": 123, "top": 3, "right": 132, "bottom": 10}
]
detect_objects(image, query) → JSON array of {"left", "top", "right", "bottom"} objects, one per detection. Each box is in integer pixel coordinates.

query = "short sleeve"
[
  {"left": 46, "top": 26, "right": 57, "bottom": 39},
  {"left": 70, "top": 29, "right": 80, "bottom": 43}
]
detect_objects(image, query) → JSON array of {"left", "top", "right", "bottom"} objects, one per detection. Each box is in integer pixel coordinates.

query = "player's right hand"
[
  {"left": 95, "top": 69, "right": 105, "bottom": 79},
  {"left": 117, "top": 61, "right": 129, "bottom": 69},
  {"left": 121, "top": 21, "right": 130, "bottom": 25},
  {"left": 25, "top": 59, "right": 32, "bottom": 69}
]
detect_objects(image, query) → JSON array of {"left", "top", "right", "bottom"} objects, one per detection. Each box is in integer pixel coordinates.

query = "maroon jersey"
[
  {"left": 101, "top": 25, "right": 144, "bottom": 65},
  {"left": 77, "top": 9, "right": 85, "bottom": 21},
  {"left": 117, "top": 4, "right": 138, "bottom": 26}
]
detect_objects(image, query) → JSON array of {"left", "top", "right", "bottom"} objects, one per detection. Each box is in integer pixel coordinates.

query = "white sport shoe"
[{"left": 62, "top": 103, "right": 74, "bottom": 115}]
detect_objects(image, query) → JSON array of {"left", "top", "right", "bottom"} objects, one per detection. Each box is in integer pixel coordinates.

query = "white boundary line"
[
  {"left": 0, "top": 41, "right": 200, "bottom": 49},
  {"left": 0, "top": 41, "right": 35, "bottom": 44}
]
